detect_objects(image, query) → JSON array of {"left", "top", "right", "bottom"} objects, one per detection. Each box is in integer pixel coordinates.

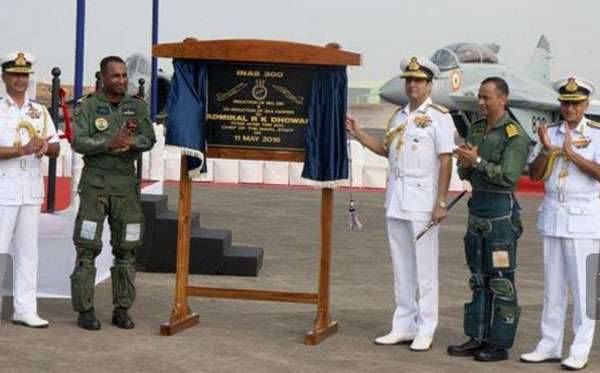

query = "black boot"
[
  {"left": 447, "top": 338, "right": 486, "bottom": 356},
  {"left": 112, "top": 307, "right": 135, "bottom": 329},
  {"left": 474, "top": 345, "right": 509, "bottom": 362},
  {"left": 78, "top": 308, "right": 101, "bottom": 331}
]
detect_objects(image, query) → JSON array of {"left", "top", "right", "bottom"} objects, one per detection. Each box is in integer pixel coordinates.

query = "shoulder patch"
[
  {"left": 505, "top": 123, "right": 519, "bottom": 138},
  {"left": 586, "top": 120, "right": 600, "bottom": 130},
  {"left": 76, "top": 93, "right": 94, "bottom": 104},
  {"left": 428, "top": 102, "right": 449, "bottom": 114}
]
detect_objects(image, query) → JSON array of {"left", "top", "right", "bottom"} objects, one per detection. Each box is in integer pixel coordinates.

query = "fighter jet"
[{"left": 379, "top": 35, "right": 600, "bottom": 139}]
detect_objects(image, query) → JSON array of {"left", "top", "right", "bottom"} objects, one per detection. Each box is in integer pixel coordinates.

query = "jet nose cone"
[{"left": 379, "top": 76, "right": 407, "bottom": 106}]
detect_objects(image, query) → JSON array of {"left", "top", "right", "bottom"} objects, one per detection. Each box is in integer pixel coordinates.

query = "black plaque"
[{"left": 207, "top": 63, "right": 314, "bottom": 151}]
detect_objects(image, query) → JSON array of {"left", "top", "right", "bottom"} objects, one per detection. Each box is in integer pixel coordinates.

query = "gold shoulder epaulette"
[
  {"left": 586, "top": 120, "right": 600, "bottom": 129},
  {"left": 385, "top": 107, "right": 403, "bottom": 132},
  {"left": 428, "top": 102, "right": 449, "bottom": 114},
  {"left": 505, "top": 122, "right": 519, "bottom": 138}
]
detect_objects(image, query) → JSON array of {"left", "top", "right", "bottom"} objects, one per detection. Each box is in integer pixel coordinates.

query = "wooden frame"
[{"left": 154, "top": 39, "right": 360, "bottom": 344}]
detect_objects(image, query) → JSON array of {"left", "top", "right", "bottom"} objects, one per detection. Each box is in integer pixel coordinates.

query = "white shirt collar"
[
  {"left": 401, "top": 97, "right": 432, "bottom": 115},
  {"left": 3, "top": 93, "right": 30, "bottom": 110},
  {"left": 559, "top": 117, "right": 587, "bottom": 135}
]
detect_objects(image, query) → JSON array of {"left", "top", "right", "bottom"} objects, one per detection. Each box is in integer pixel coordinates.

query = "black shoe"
[
  {"left": 447, "top": 338, "right": 486, "bottom": 356},
  {"left": 474, "top": 345, "right": 509, "bottom": 362},
  {"left": 78, "top": 308, "right": 101, "bottom": 331},
  {"left": 112, "top": 307, "right": 135, "bottom": 329}
]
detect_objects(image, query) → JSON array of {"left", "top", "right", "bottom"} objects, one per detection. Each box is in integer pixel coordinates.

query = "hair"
[
  {"left": 100, "top": 56, "right": 126, "bottom": 74},
  {"left": 481, "top": 76, "right": 509, "bottom": 96},
  {"left": 422, "top": 68, "right": 434, "bottom": 82}
]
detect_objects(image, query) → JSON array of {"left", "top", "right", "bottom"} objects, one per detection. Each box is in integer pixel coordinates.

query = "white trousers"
[
  {"left": 0, "top": 205, "right": 40, "bottom": 316},
  {"left": 386, "top": 218, "right": 439, "bottom": 338},
  {"left": 536, "top": 236, "right": 599, "bottom": 359}
]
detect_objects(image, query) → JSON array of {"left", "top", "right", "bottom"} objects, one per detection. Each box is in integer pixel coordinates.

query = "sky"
[{"left": 1, "top": 0, "right": 599, "bottom": 89}]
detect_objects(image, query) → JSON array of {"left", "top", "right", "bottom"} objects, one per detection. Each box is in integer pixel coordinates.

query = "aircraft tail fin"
[{"left": 525, "top": 35, "right": 552, "bottom": 83}]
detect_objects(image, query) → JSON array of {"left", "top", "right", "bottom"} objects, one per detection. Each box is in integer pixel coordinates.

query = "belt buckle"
[{"left": 20, "top": 159, "right": 26, "bottom": 171}]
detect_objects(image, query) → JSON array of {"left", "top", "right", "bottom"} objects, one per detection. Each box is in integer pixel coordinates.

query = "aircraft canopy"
[{"left": 431, "top": 43, "right": 499, "bottom": 70}]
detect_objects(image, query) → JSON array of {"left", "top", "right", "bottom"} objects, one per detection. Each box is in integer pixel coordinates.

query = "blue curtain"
[
  {"left": 301, "top": 66, "right": 348, "bottom": 182},
  {"left": 166, "top": 61, "right": 348, "bottom": 181},
  {"left": 166, "top": 59, "right": 208, "bottom": 174}
]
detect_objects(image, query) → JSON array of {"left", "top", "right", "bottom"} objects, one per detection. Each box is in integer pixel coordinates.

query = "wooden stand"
[
  {"left": 155, "top": 39, "right": 360, "bottom": 344},
  {"left": 160, "top": 157, "right": 199, "bottom": 336},
  {"left": 160, "top": 158, "right": 338, "bottom": 344}
]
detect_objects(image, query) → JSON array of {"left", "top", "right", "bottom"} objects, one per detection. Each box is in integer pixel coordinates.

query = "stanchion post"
[
  {"left": 136, "top": 78, "right": 145, "bottom": 187},
  {"left": 46, "top": 67, "right": 62, "bottom": 213}
]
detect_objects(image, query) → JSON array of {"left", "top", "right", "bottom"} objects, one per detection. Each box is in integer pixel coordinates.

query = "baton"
[{"left": 413, "top": 190, "right": 467, "bottom": 243}]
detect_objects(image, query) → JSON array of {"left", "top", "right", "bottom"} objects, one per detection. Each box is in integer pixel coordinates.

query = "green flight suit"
[
  {"left": 70, "top": 91, "right": 156, "bottom": 312},
  {"left": 457, "top": 112, "right": 530, "bottom": 349}
]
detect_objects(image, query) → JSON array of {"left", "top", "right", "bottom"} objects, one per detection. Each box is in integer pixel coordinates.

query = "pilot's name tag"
[{"left": 492, "top": 250, "right": 510, "bottom": 268}]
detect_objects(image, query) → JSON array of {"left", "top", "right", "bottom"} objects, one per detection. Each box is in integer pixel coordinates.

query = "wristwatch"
[
  {"left": 474, "top": 156, "right": 482, "bottom": 166},
  {"left": 438, "top": 200, "right": 448, "bottom": 209}
]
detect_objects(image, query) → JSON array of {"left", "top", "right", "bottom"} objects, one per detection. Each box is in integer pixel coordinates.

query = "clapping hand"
[
  {"left": 453, "top": 143, "right": 479, "bottom": 168},
  {"left": 109, "top": 126, "right": 134, "bottom": 153}
]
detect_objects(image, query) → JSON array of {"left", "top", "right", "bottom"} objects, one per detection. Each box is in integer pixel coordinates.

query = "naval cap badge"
[{"left": 565, "top": 77, "right": 578, "bottom": 93}]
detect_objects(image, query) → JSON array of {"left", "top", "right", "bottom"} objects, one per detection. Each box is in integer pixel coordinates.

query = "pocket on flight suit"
[
  {"left": 488, "top": 277, "right": 520, "bottom": 348},
  {"left": 118, "top": 196, "right": 145, "bottom": 250},
  {"left": 74, "top": 182, "right": 106, "bottom": 248},
  {"left": 486, "top": 240, "right": 516, "bottom": 272}
]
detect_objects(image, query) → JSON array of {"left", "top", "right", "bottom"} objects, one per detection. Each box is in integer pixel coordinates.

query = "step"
[
  {"left": 138, "top": 194, "right": 170, "bottom": 267},
  {"left": 148, "top": 227, "right": 233, "bottom": 273},
  {"left": 140, "top": 194, "right": 169, "bottom": 217},
  {"left": 136, "top": 209, "right": 200, "bottom": 269},
  {"left": 221, "top": 246, "right": 264, "bottom": 276},
  {"left": 156, "top": 210, "right": 201, "bottom": 229}
]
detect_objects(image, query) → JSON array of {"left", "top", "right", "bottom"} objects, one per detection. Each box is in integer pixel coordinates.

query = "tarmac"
[{"left": 1, "top": 183, "right": 599, "bottom": 373}]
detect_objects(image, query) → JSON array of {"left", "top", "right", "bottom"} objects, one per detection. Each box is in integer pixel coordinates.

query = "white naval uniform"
[
  {"left": 384, "top": 97, "right": 455, "bottom": 338},
  {"left": 528, "top": 118, "right": 600, "bottom": 359},
  {"left": 0, "top": 94, "right": 58, "bottom": 316}
]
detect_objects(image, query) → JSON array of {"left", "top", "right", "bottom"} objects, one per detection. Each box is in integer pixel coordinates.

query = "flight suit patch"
[
  {"left": 125, "top": 223, "right": 141, "bottom": 241},
  {"left": 505, "top": 124, "right": 519, "bottom": 138},
  {"left": 80, "top": 220, "right": 98, "bottom": 240},
  {"left": 492, "top": 250, "right": 510, "bottom": 268},
  {"left": 94, "top": 117, "right": 109, "bottom": 131},
  {"left": 122, "top": 107, "right": 137, "bottom": 116},
  {"left": 96, "top": 106, "right": 110, "bottom": 115}
]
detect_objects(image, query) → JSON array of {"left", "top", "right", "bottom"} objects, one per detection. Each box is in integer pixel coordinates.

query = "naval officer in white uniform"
[
  {"left": 346, "top": 56, "right": 455, "bottom": 351},
  {"left": 522, "top": 77, "right": 600, "bottom": 370},
  {"left": 0, "top": 52, "right": 60, "bottom": 327}
]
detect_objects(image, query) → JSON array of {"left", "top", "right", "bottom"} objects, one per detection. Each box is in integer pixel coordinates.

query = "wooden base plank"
[
  {"left": 160, "top": 313, "right": 200, "bottom": 336},
  {"left": 187, "top": 286, "right": 318, "bottom": 304},
  {"left": 304, "top": 320, "right": 338, "bottom": 345}
]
